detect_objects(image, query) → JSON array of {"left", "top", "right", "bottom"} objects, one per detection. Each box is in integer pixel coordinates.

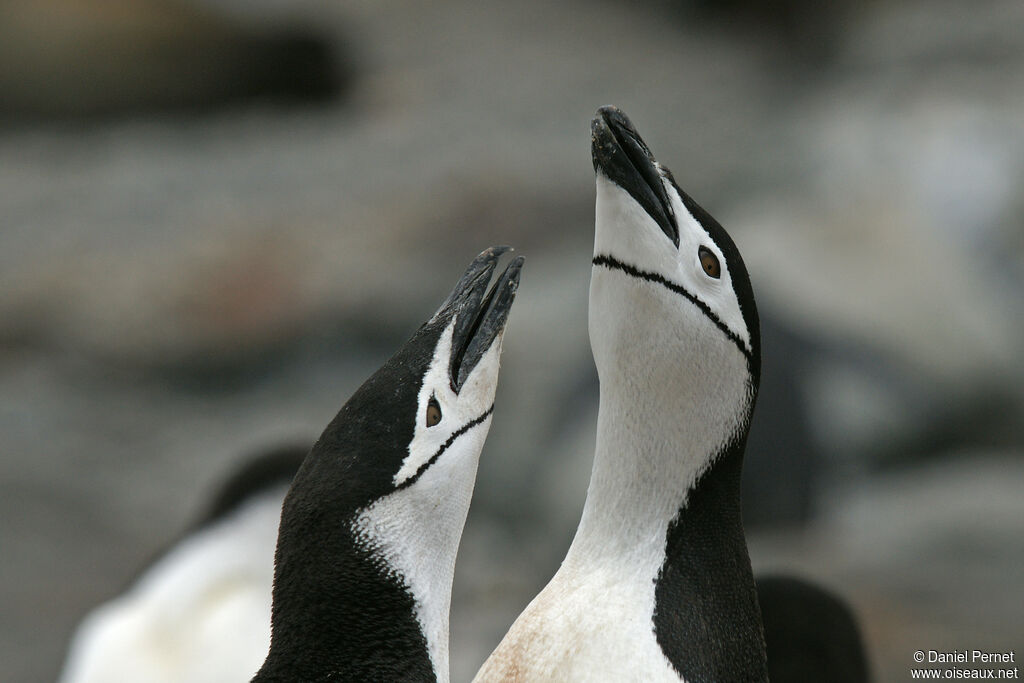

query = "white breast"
[
  {"left": 474, "top": 557, "right": 684, "bottom": 683},
  {"left": 59, "top": 486, "right": 285, "bottom": 683}
]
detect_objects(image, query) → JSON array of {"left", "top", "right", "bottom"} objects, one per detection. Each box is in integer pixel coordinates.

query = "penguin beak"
[
  {"left": 441, "top": 247, "right": 524, "bottom": 392},
  {"left": 591, "top": 105, "right": 679, "bottom": 247}
]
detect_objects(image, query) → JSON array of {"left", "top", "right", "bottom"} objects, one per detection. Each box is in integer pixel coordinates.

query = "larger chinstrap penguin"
[
  {"left": 474, "top": 107, "right": 766, "bottom": 682},
  {"left": 253, "top": 247, "right": 523, "bottom": 683}
]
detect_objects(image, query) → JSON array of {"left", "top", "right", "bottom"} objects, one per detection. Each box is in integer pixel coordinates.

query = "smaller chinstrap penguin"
[
  {"left": 475, "top": 107, "right": 765, "bottom": 682},
  {"left": 254, "top": 247, "right": 523, "bottom": 683},
  {"left": 58, "top": 445, "right": 308, "bottom": 683}
]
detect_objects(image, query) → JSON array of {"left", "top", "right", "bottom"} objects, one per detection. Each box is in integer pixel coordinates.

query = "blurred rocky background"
[{"left": 1, "top": 0, "right": 1022, "bottom": 681}]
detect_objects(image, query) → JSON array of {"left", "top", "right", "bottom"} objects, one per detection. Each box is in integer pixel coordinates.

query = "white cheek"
[
  {"left": 594, "top": 175, "right": 750, "bottom": 354},
  {"left": 453, "top": 337, "right": 503, "bottom": 409},
  {"left": 671, "top": 195, "right": 752, "bottom": 353},
  {"left": 394, "top": 325, "right": 503, "bottom": 487},
  {"left": 395, "top": 323, "right": 459, "bottom": 486}
]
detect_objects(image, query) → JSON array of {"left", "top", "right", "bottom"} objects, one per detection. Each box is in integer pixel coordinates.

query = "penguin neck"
[
  {"left": 562, "top": 348, "right": 767, "bottom": 680},
  {"left": 255, "top": 440, "right": 482, "bottom": 683},
  {"left": 653, "top": 433, "right": 767, "bottom": 681},
  {"left": 254, "top": 504, "right": 440, "bottom": 683},
  {"left": 565, "top": 356, "right": 751, "bottom": 576},
  {"left": 351, "top": 453, "right": 483, "bottom": 683}
]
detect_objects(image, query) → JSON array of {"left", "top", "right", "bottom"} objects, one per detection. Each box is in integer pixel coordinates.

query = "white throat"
[
  {"left": 471, "top": 305, "right": 753, "bottom": 681},
  {"left": 566, "top": 265, "right": 753, "bottom": 582},
  {"left": 354, "top": 414, "right": 491, "bottom": 683}
]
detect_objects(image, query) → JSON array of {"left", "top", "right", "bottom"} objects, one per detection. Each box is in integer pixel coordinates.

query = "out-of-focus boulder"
[{"left": 0, "top": 0, "right": 346, "bottom": 120}]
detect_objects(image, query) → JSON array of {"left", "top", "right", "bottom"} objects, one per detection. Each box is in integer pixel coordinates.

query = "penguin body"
[
  {"left": 475, "top": 108, "right": 765, "bottom": 682},
  {"left": 59, "top": 445, "right": 308, "bottom": 683},
  {"left": 758, "top": 576, "right": 870, "bottom": 683},
  {"left": 255, "top": 248, "right": 523, "bottom": 683}
]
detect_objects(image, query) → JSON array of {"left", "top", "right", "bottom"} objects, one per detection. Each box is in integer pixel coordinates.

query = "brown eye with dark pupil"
[
  {"left": 699, "top": 246, "right": 721, "bottom": 279},
  {"left": 426, "top": 397, "right": 442, "bottom": 427}
]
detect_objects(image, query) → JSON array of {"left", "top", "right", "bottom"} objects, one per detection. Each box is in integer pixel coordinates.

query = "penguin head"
[
  {"left": 264, "top": 248, "right": 522, "bottom": 680},
  {"left": 289, "top": 247, "right": 524, "bottom": 522},
  {"left": 388, "top": 245, "right": 525, "bottom": 495},
  {"left": 589, "top": 106, "right": 759, "bottom": 434}
]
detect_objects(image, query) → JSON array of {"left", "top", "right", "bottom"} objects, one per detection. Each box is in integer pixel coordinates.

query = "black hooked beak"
[
  {"left": 591, "top": 105, "right": 679, "bottom": 247},
  {"left": 439, "top": 246, "right": 524, "bottom": 392}
]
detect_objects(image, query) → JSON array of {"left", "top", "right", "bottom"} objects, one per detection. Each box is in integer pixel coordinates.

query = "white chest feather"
[
  {"left": 59, "top": 487, "right": 286, "bottom": 683},
  {"left": 474, "top": 559, "right": 683, "bottom": 683}
]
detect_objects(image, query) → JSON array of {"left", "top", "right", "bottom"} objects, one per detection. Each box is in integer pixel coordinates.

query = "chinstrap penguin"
[
  {"left": 59, "top": 444, "right": 309, "bottom": 683},
  {"left": 253, "top": 247, "right": 524, "bottom": 683},
  {"left": 757, "top": 575, "right": 870, "bottom": 683},
  {"left": 475, "top": 107, "right": 765, "bottom": 682}
]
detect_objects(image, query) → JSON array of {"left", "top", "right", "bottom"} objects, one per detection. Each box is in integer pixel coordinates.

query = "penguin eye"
[
  {"left": 426, "top": 396, "right": 442, "bottom": 427},
  {"left": 698, "top": 246, "right": 720, "bottom": 279}
]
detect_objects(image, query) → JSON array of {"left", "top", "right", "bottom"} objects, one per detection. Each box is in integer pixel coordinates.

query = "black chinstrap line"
[
  {"left": 592, "top": 254, "right": 753, "bottom": 366},
  {"left": 395, "top": 404, "right": 495, "bottom": 491}
]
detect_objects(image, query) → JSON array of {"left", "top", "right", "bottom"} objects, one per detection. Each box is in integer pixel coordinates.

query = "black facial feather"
[{"left": 662, "top": 168, "right": 761, "bottom": 385}]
